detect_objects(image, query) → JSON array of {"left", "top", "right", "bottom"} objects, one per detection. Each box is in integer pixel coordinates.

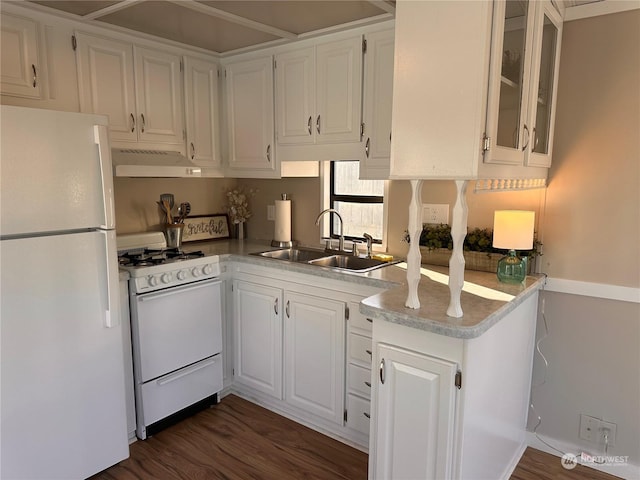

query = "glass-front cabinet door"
[
  {"left": 484, "top": 0, "right": 561, "bottom": 168},
  {"left": 526, "top": 1, "right": 563, "bottom": 167}
]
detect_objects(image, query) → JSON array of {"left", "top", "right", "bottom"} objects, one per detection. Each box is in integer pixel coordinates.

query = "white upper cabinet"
[
  {"left": 526, "top": 1, "right": 563, "bottom": 168},
  {"left": 224, "top": 56, "right": 278, "bottom": 178},
  {"left": 359, "top": 29, "right": 394, "bottom": 180},
  {"left": 315, "top": 36, "right": 363, "bottom": 144},
  {"left": 390, "top": 0, "right": 562, "bottom": 184},
  {"left": 484, "top": 0, "right": 562, "bottom": 169},
  {"left": 274, "top": 35, "right": 364, "bottom": 162},
  {"left": 76, "top": 33, "right": 185, "bottom": 151},
  {"left": 76, "top": 33, "right": 137, "bottom": 143},
  {"left": 184, "top": 56, "right": 221, "bottom": 175},
  {"left": 1, "top": 14, "right": 41, "bottom": 99},
  {"left": 275, "top": 47, "right": 315, "bottom": 145},
  {"left": 133, "top": 47, "right": 184, "bottom": 147}
]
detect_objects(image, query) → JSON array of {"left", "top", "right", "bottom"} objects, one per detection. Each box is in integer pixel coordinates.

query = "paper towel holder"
[{"left": 271, "top": 193, "right": 297, "bottom": 248}]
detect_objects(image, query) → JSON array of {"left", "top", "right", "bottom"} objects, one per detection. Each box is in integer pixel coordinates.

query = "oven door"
[{"left": 132, "top": 278, "right": 222, "bottom": 383}]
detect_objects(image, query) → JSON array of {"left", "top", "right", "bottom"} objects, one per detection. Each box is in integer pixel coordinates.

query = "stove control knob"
[
  {"left": 177, "top": 270, "right": 187, "bottom": 280},
  {"left": 192, "top": 267, "right": 201, "bottom": 277},
  {"left": 148, "top": 276, "right": 159, "bottom": 287},
  {"left": 203, "top": 264, "right": 213, "bottom": 275},
  {"left": 161, "top": 273, "right": 172, "bottom": 284}
]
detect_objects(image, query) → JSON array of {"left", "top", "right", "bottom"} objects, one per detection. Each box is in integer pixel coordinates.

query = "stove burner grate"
[{"left": 118, "top": 248, "right": 205, "bottom": 267}]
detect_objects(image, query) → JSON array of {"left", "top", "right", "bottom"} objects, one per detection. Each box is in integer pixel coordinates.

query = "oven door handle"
[
  {"left": 138, "top": 278, "right": 220, "bottom": 301},
  {"left": 156, "top": 357, "right": 218, "bottom": 386}
]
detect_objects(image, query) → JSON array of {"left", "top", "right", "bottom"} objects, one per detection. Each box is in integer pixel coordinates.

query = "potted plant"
[{"left": 403, "top": 224, "right": 542, "bottom": 274}]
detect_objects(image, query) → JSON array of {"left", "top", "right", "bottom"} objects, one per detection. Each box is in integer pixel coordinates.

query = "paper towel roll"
[{"left": 274, "top": 200, "right": 291, "bottom": 243}]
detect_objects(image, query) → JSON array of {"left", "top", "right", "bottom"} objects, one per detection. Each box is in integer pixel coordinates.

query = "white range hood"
[{"left": 111, "top": 148, "right": 202, "bottom": 177}]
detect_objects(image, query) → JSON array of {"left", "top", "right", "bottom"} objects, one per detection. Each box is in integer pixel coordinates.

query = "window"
[{"left": 329, "top": 161, "right": 385, "bottom": 242}]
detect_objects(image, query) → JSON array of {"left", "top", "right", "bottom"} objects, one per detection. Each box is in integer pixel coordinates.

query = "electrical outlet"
[
  {"left": 579, "top": 414, "right": 600, "bottom": 442},
  {"left": 267, "top": 205, "right": 275, "bottom": 221},
  {"left": 579, "top": 414, "right": 617, "bottom": 446},
  {"left": 422, "top": 204, "right": 449, "bottom": 224}
]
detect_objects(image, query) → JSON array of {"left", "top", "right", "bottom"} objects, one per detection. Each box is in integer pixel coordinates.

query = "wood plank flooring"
[{"left": 93, "top": 394, "right": 620, "bottom": 480}]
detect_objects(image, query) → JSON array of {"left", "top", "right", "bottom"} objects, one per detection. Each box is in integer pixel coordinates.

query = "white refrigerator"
[{"left": 0, "top": 106, "right": 129, "bottom": 478}]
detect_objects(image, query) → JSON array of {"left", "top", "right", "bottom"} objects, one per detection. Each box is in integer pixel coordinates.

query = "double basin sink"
[{"left": 252, "top": 247, "right": 399, "bottom": 273}]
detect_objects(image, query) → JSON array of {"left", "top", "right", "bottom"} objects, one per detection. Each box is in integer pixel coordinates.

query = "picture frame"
[{"left": 182, "top": 214, "right": 230, "bottom": 242}]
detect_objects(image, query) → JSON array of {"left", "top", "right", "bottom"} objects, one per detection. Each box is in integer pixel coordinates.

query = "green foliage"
[{"left": 403, "top": 224, "right": 541, "bottom": 257}]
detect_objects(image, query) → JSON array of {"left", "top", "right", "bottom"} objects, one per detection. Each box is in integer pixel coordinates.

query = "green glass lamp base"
[{"left": 496, "top": 250, "right": 528, "bottom": 284}]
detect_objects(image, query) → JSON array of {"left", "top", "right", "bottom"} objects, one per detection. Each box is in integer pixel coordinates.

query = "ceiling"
[
  {"left": 24, "top": 0, "right": 603, "bottom": 56},
  {"left": 27, "top": 1, "right": 395, "bottom": 54}
]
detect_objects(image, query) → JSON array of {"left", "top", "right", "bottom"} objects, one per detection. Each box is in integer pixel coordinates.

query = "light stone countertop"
[{"left": 184, "top": 239, "right": 545, "bottom": 339}]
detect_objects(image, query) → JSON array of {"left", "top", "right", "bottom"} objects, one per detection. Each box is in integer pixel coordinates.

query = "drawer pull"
[
  {"left": 157, "top": 358, "right": 216, "bottom": 386},
  {"left": 366, "top": 349, "right": 372, "bottom": 356},
  {"left": 364, "top": 381, "right": 371, "bottom": 388},
  {"left": 363, "top": 412, "right": 371, "bottom": 419},
  {"left": 379, "top": 358, "right": 385, "bottom": 384},
  {"left": 366, "top": 318, "right": 373, "bottom": 323}
]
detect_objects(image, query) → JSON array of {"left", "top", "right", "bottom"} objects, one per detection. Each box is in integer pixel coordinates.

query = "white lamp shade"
[{"left": 493, "top": 210, "right": 535, "bottom": 250}]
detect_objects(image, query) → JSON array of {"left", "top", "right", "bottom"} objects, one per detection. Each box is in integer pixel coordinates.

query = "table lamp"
[{"left": 492, "top": 210, "right": 535, "bottom": 284}]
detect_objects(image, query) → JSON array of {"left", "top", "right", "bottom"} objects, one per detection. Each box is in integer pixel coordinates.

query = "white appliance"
[
  {"left": 0, "top": 105, "right": 129, "bottom": 478},
  {"left": 117, "top": 233, "right": 223, "bottom": 440}
]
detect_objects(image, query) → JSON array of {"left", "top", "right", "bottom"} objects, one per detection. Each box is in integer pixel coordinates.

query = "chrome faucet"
[
  {"left": 363, "top": 233, "right": 374, "bottom": 258},
  {"left": 315, "top": 208, "right": 345, "bottom": 253}
]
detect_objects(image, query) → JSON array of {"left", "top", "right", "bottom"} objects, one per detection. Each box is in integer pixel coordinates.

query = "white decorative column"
[
  {"left": 447, "top": 180, "right": 469, "bottom": 318},
  {"left": 405, "top": 179, "right": 423, "bottom": 309}
]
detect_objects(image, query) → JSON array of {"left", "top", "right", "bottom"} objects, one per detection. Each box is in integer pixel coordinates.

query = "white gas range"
[{"left": 117, "top": 233, "right": 223, "bottom": 439}]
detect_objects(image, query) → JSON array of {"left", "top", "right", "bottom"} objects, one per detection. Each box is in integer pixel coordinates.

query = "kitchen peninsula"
[{"left": 186, "top": 239, "right": 544, "bottom": 479}]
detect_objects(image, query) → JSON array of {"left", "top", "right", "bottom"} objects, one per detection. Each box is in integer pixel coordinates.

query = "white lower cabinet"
[
  {"left": 372, "top": 344, "right": 458, "bottom": 480},
  {"left": 233, "top": 280, "right": 283, "bottom": 399},
  {"left": 367, "top": 292, "right": 539, "bottom": 480},
  {"left": 230, "top": 263, "right": 383, "bottom": 449},
  {"left": 284, "top": 291, "right": 345, "bottom": 424}
]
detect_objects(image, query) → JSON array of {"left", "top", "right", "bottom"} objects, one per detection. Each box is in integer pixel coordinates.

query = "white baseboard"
[
  {"left": 502, "top": 442, "right": 528, "bottom": 480},
  {"left": 526, "top": 432, "right": 640, "bottom": 480}
]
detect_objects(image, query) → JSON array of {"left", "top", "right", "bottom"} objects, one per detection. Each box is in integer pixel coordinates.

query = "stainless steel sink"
[
  {"left": 252, "top": 248, "right": 398, "bottom": 273},
  {"left": 308, "top": 255, "right": 394, "bottom": 272},
  {"left": 253, "top": 248, "right": 329, "bottom": 262}
]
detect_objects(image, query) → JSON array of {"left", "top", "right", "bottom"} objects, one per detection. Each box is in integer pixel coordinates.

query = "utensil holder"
[{"left": 165, "top": 223, "right": 184, "bottom": 248}]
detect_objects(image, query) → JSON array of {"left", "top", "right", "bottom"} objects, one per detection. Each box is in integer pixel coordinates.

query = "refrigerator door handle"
[
  {"left": 94, "top": 125, "right": 116, "bottom": 230},
  {"left": 100, "top": 230, "right": 120, "bottom": 328}
]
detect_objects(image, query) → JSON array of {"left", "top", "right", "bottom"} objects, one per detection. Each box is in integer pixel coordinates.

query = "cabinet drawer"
[
  {"left": 348, "top": 363, "right": 372, "bottom": 398},
  {"left": 349, "top": 300, "right": 373, "bottom": 333},
  {"left": 140, "top": 355, "right": 222, "bottom": 426},
  {"left": 349, "top": 332, "right": 372, "bottom": 365},
  {"left": 346, "top": 394, "right": 371, "bottom": 435}
]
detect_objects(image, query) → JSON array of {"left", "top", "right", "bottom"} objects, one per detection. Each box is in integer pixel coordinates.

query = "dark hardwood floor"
[{"left": 93, "top": 394, "right": 619, "bottom": 480}]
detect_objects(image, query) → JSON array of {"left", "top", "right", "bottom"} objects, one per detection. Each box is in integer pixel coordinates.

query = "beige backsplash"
[
  {"left": 114, "top": 175, "right": 544, "bottom": 260},
  {"left": 114, "top": 177, "right": 237, "bottom": 234}
]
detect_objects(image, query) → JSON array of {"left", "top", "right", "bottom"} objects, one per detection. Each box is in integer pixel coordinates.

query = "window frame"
[{"left": 320, "top": 161, "right": 388, "bottom": 250}]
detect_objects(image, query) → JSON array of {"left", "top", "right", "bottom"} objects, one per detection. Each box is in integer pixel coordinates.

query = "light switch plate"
[{"left": 267, "top": 205, "right": 275, "bottom": 221}]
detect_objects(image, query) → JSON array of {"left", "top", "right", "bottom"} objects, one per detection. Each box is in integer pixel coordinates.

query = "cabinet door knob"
[
  {"left": 32, "top": 64, "right": 37, "bottom": 88},
  {"left": 316, "top": 115, "right": 321, "bottom": 134},
  {"left": 379, "top": 358, "right": 385, "bottom": 384},
  {"left": 307, "top": 116, "right": 312, "bottom": 135},
  {"left": 130, "top": 113, "right": 136, "bottom": 133}
]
